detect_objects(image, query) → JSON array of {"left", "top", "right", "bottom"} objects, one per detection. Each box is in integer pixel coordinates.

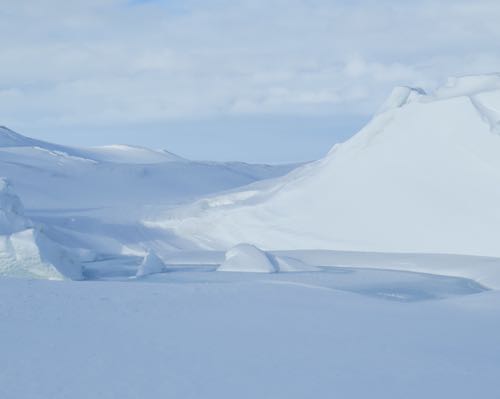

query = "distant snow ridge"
[
  {"left": 0, "top": 126, "right": 41, "bottom": 147},
  {"left": 218, "top": 244, "right": 318, "bottom": 273},
  {"left": 0, "top": 178, "right": 82, "bottom": 280},
  {"left": 136, "top": 251, "right": 166, "bottom": 277},
  {"left": 166, "top": 73, "right": 500, "bottom": 258}
]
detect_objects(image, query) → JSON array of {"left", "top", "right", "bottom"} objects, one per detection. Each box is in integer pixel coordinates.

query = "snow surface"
[
  {"left": 0, "top": 276, "right": 498, "bottom": 399},
  {"left": 158, "top": 73, "right": 500, "bottom": 259}
]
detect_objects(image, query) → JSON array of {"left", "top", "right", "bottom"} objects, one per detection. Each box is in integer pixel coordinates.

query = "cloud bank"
[{"left": 1, "top": 0, "right": 500, "bottom": 154}]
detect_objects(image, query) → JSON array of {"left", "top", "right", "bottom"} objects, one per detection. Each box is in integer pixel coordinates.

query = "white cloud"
[{"left": 1, "top": 0, "right": 500, "bottom": 130}]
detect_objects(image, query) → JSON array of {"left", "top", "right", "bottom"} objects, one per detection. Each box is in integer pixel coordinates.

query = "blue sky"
[{"left": 1, "top": 0, "right": 500, "bottom": 162}]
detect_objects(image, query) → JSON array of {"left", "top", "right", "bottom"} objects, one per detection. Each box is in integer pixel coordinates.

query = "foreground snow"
[{"left": 0, "top": 274, "right": 498, "bottom": 399}]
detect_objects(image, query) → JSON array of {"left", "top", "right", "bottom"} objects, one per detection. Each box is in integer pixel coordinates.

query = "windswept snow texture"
[
  {"left": 160, "top": 73, "right": 500, "bottom": 258},
  {"left": 0, "top": 277, "right": 498, "bottom": 399}
]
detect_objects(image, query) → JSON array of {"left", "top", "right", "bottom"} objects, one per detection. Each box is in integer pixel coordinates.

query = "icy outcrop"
[
  {"left": 0, "top": 228, "right": 82, "bottom": 280},
  {"left": 0, "top": 178, "right": 82, "bottom": 280},
  {"left": 0, "top": 179, "right": 32, "bottom": 234},
  {"left": 136, "top": 251, "right": 166, "bottom": 277},
  {"left": 218, "top": 244, "right": 318, "bottom": 273}
]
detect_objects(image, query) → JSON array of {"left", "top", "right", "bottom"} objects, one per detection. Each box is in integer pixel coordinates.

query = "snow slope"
[{"left": 159, "top": 74, "right": 500, "bottom": 258}]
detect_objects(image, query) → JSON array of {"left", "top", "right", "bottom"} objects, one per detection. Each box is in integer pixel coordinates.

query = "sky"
[{"left": 1, "top": 0, "right": 500, "bottom": 163}]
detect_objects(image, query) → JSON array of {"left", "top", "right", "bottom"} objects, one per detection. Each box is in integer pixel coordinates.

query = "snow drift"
[
  {"left": 0, "top": 178, "right": 82, "bottom": 280},
  {"left": 162, "top": 73, "right": 500, "bottom": 257}
]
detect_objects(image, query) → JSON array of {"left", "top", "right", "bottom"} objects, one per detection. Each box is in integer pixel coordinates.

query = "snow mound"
[
  {"left": 165, "top": 73, "right": 500, "bottom": 258},
  {"left": 218, "top": 244, "right": 318, "bottom": 273},
  {"left": 219, "top": 244, "right": 278, "bottom": 273},
  {"left": 136, "top": 251, "right": 166, "bottom": 277}
]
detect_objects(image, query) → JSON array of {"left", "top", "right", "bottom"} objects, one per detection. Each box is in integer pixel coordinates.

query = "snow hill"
[
  {"left": 0, "top": 127, "right": 297, "bottom": 278},
  {"left": 159, "top": 73, "right": 500, "bottom": 258}
]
